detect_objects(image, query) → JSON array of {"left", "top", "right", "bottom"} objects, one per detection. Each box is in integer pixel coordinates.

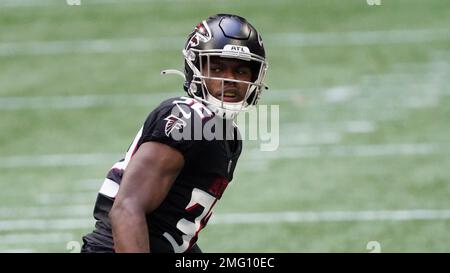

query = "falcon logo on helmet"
[
  {"left": 186, "top": 21, "right": 212, "bottom": 48},
  {"left": 195, "top": 22, "right": 211, "bottom": 40}
]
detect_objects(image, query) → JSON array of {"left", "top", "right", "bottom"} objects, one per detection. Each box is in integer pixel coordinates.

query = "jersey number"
[{"left": 163, "top": 188, "right": 217, "bottom": 252}]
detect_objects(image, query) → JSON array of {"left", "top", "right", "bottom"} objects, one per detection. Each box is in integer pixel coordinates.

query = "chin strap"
[{"left": 160, "top": 69, "right": 186, "bottom": 80}]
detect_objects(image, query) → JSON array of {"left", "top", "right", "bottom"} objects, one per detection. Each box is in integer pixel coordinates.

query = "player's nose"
[
  {"left": 222, "top": 69, "right": 239, "bottom": 87},
  {"left": 222, "top": 67, "right": 237, "bottom": 80}
]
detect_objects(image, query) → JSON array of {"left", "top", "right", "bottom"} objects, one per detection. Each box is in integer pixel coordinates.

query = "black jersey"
[{"left": 82, "top": 96, "right": 242, "bottom": 253}]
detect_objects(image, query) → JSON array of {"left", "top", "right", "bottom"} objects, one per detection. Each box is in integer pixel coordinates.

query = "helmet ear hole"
[{"left": 189, "top": 82, "right": 203, "bottom": 97}]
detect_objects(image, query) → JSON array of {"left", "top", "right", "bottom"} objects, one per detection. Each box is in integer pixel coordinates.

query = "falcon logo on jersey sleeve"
[{"left": 164, "top": 114, "right": 187, "bottom": 137}]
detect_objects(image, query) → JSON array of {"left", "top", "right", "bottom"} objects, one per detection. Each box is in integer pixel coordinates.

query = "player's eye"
[
  {"left": 210, "top": 65, "right": 222, "bottom": 73},
  {"left": 236, "top": 67, "right": 251, "bottom": 76}
]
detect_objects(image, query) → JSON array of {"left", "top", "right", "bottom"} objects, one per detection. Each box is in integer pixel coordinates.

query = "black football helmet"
[{"left": 181, "top": 14, "right": 269, "bottom": 119}]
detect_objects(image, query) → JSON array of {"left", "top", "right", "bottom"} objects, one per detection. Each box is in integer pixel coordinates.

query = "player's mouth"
[{"left": 221, "top": 90, "right": 241, "bottom": 103}]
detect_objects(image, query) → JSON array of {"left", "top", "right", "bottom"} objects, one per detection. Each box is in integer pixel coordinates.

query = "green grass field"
[{"left": 1, "top": 0, "right": 450, "bottom": 252}]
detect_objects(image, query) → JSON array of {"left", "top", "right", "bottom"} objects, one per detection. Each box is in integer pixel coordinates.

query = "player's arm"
[{"left": 109, "top": 141, "right": 184, "bottom": 253}]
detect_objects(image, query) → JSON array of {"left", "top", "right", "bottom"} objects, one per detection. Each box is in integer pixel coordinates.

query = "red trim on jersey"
[
  {"left": 186, "top": 203, "right": 201, "bottom": 213},
  {"left": 184, "top": 199, "right": 218, "bottom": 253},
  {"left": 208, "top": 176, "right": 229, "bottom": 199}
]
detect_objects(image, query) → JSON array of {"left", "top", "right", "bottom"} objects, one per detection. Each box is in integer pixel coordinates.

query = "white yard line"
[
  {"left": 323, "top": 86, "right": 356, "bottom": 103},
  {"left": 35, "top": 192, "right": 97, "bottom": 205},
  {"left": 246, "top": 143, "right": 446, "bottom": 160},
  {"left": 0, "top": 209, "right": 450, "bottom": 232},
  {"left": 0, "top": 0, "right": 178, "bottom": 7},
  {"left": 0, "top": 249, "right": 34, "bottom": 253},
  {"left": 0, "top": 205, "right": 92, "bottom": 218},
  {"left": 0, "top": 37, "right": 182, "bottom": 56},
  {"left": 0, "top": 87, "right": 364, "bottom": 111},
  {"left": 0, "top": 153, "right": 121, "bottom": 168},
  {"left": 1, "top": 29, "right": 449, "bottom": 56},
  {"left": 0, "top": 92, "right": 173, "bottom": 110},
  {"left": 209, "top": 209, "right": 450, "bottom": 225},
  {"left": 0, "top": 0, "right": 60, "bottom": 7},
  {"left": 0, "top": 218, "right": 94, "bottom": 231},
  {"left": 279, "top": 132, "right": 342, "bottom": 146},
  {"left": 0, "top": 143, "right": 447, "bottom": 168},
  {"left": 280, "top": 121, "right": 377, "bottom": 145},
  {"left": 344, "top": 121, "right": 376, "bottom": 133},
  {"left": 273, "top": 29, "right": 450, "bottom": 47},
  {"left": 0, "top": 232, "right": 74, "bottom": 244},
  {"left": 0, "top": 90, "right": 297, "bottom": 110}
]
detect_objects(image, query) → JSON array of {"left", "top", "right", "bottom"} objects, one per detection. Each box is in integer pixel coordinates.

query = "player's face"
[{"left": 202, "top": 57, "right": 253, "bottom": 103}]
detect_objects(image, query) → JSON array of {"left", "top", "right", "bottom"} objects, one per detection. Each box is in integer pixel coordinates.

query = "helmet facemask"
[{"left": 184, "top": 48, "right": 268, "bottom": 119}]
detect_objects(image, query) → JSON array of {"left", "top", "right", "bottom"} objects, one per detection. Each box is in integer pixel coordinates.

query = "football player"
[{"left": 81, "top": 13, "right": 268, "bottom": 253}]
